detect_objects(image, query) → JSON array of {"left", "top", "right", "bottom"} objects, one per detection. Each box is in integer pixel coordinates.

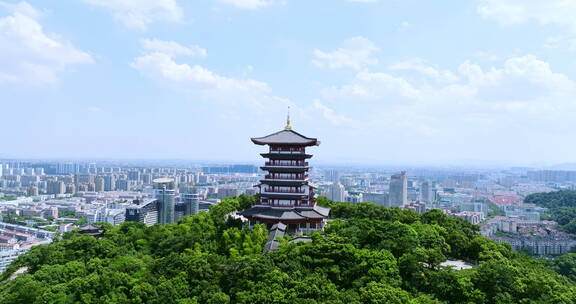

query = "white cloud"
[
  {"left": 131, "top": 41, "right": 291, "bottom": 112},
  {"left": 321, "top": 71, "right": 420, "bottom": 101},
  {"left": 0, "top": 2, "right": 93, "bottom": 86},
  {"left": 389, "top": 58, "right": 459, "bottom": 83},
  {"left": 347, "top": 0, "right": 378, "bottom": 3},
  {"left": 478, "top": 1, "right": 576, "bottom": 53},
  {"left": 544, "top": 35, "right": 576, "bottom": 51},
  {"left": 313, "top": 37, "right": 379, "bottom": 70},
  {"left": 318, "top": 54, "right": 576, "bottom": 155},
  {"left": 87, "top": 106, "right": 103, "bottom": 113},
  {"left": 83, "top": 0, "right": 182, "bottom": 30},
  {"left": 312, "top": 100, "right": 352, "bottom": 126},
  {"left": 141, "top": 39, "right": 207, "bottom": 57},
  {"left": 216, "top": 0, "right": 273, "bottom": 10},
  {"left": 478, "top": 0, "right": 576, "bottom": 31}
]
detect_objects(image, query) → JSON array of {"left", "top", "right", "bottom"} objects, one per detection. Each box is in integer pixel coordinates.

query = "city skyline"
[{"left": 3, "top": 1, "right": 576, "bottom": 165}]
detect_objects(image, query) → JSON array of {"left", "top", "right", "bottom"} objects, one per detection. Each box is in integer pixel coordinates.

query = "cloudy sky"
[{"left": 1, "top": 0, "right": 576, "bottom": 166}]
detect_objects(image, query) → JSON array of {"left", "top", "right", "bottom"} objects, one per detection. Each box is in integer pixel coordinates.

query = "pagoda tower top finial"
[{"left": 285, "top": 106, "right": 292, "bottom": 130}]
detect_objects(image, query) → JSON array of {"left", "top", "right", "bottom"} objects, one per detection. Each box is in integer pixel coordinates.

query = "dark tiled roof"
[
  {"left": 252, "top": 129, "right": 319, "bottom": 146},
  {"left": 241, "top": 205, "right": 330, "bottom": 220}
]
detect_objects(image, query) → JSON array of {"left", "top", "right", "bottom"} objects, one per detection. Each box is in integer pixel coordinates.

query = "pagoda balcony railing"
[
  {"left": 270, "top": 147, "right": 305, "bottom": 152},
  {"left": 264, "top": 161, "right": 309, "bottom": 167},
  {"left": 269, "top": 151, "right": 305, "bottom": 154},
  {"left": 263, "top": 174, "right": 308, "bottom": 180},
  {"left": 265, "top": 203, "right": 315, "bottom": 208},
  {"left": 263, "top": 188, "right": 305, "bottom": 193}
]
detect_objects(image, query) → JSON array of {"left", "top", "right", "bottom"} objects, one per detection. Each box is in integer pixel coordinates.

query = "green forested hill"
[
  {"left": 525, "top": 190, "right": 576, "bottom": 233},
  {"left": 0, "top": 196, "right": 575, "bottom": 304}
]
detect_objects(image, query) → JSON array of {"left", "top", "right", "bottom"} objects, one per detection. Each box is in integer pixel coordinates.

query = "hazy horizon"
[{"left": 3, "top": 1, "right": 576, "bottom": 165}]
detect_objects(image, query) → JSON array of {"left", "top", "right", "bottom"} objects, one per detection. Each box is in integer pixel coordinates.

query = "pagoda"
[{"left": 241, "top": 112, "right": 330, "bottom": 234}]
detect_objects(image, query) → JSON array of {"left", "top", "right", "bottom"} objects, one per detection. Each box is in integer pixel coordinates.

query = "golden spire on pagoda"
[{"left": 285, "top": 106, "right": 292, "bottom": 130}]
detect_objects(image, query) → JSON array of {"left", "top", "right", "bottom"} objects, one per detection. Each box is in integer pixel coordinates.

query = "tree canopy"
[
  {"left": 525, "top": 190, "right": 576, "bottom": 234},
  {"left": 0, "top": 197, "right": 575, "bottom": 303}
]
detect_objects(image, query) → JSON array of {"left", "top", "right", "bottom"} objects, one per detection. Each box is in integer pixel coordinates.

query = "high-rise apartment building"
[
  {"left": 325, "top": 169, "right": 340, "bottom": 182},
  {"left": 27, "top": 186, "right": 39, "bottom": 196},
  {"left": 327, "top": 182, "right": 346, "bottom": 202},
  {"left": 47, "top": 181, "right": 66, "bottom": 195},
  {"left": 389, "top": 171, "right": 408, "bottom": 207},
  {"left": 95, "top": 177, "right": 105, "bottom": 192},
  {"left": 104, "top": 175, "right": 116, "bottom": 191},
  {"left": 128, "top": 171, "right": 141, "bottom": 182},
  {"left": 115, "top": 179, "right": 130, "bottom": 191},
  {"left": 420, "top": 181, "right": 433, "bottom": 203}
]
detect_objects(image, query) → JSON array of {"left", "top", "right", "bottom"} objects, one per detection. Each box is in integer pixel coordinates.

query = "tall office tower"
[
  {"left": 325, "top": 169, "right": 340, "bottom": 182},
  {"left": 34, "top": 168, "right": 44, "bottom": 175},
  {"left": 420, "top": 181, "right": 433, "bottom": 203},
  {"left": 95, "top": 177, "right": 105, "bottom": 192},
  {"left": 241, "top": 114, "right": 330, "bottom": 234},
  {"left": 47, "top": 180, "right": 66, "bottom": 195},
  {"left": 181, "top": 190, "right": 200, "bottom": 216},
  {"left": 327, "top": 181, "right": 346, "bottom": 202},
  {"left": 389, "top": 171, "right": 408, "bottom": 207},
  {"left": 104, "top": 175, "right": 116, "bottom": 191},
  {"left": 154, "top": 178, "right": 176, "bottom": 224}
]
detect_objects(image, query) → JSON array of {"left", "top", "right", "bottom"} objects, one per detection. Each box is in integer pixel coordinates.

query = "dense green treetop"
[
  {"left": 0, "top": 196, "right": 575, "bottom": 303},
  {"left": 524, "top": 190, "right": 576, "bottom": 234}
]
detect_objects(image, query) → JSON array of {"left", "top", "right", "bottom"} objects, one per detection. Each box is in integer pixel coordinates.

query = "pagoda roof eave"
[{"left": 251, "top": 129, "right": 319, "bottom": 146}]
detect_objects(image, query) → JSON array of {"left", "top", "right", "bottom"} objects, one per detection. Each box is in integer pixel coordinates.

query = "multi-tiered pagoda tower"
[{"left": 241, "top": 113, "right": 330, "bottom": 234}]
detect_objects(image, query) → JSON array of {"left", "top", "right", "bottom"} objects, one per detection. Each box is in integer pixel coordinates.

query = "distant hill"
[{"left": 546, "top": 163, "right": 576, "bottom": 171}]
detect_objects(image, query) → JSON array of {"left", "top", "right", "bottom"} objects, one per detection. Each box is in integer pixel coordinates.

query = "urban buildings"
[
  {"left": 326, "top": 182, "right": 346, "bottom": 202},
  {"left": 420, "top": 180, "right": 433, "bottom": 203},
  {"left": 154, "top": 178, "right": 176, "bottom": 225},
  {"left": 362, "top": 192, "right": 389, "bottom": 207},
  {"left": 389, "top": 171, "right": 408, "bottom": 207},
  {"left": 47, "top": 181, "right": 65, "bottom": 195},
  {"left": 125, "top": 199, "right": 159, "bottom": 227},
  {"left": 181, "top": 191, "right": 200, "bottom": 218},
  {"left": 324, "top": 169, "right": 340, "bottom": 182}
]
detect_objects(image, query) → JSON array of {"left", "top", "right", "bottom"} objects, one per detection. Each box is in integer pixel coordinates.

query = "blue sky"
[{"left": 2, "top": 0, "right": 576, "bottom": 166}]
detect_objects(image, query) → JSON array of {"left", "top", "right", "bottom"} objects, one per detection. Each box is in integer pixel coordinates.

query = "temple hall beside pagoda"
[{"left": 241, "top": 115, "right": 330, "bottom": 235}]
